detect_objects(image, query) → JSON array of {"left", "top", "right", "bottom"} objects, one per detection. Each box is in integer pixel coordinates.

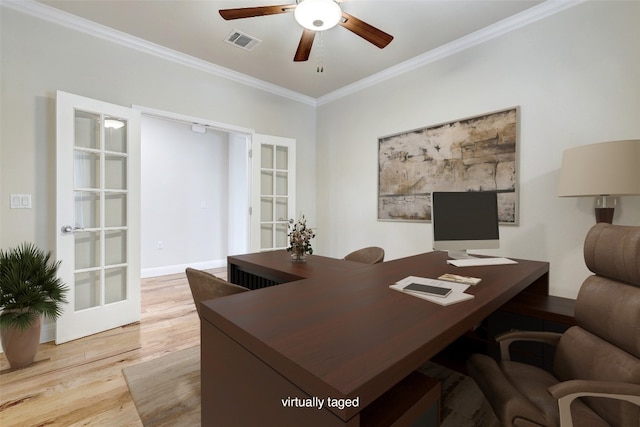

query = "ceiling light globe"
[
  {"left": 104, "top": 119, "right": 125, "bottom": 129},
  {"left": 294, "top": 0, "right": 342, "bottom": 31}
]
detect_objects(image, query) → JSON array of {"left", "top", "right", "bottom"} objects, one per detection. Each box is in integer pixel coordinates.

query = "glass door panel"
[
  {"left": 105, "top": 230, "right": 127, "bottom": 265},
  {"left": 75, "top": 191, "right": 100, "bottom": 228},
  {"left": 74, "top": 271, "right": 100, "bottom": 311},
  {"left": 260, "top": 225, "right": 273, "bottom": 250},
  {"left": 260, "top": 170, "right": 273, "bottom": 194},
  {"left": 105, "top": 193, "right": 127, "bottom": 227},
  {"left": 74, "top": 151, "right": 100, "bottom": 189},
  {"left": 275, "top": 223, "right": 288, "bottom": 248},
  {"left": 105, "top": 267, "right": 127, "bottom": 304},
  {"left": 75, "top": 231, "right": 100, "bottom": 270},
  {"left": 56, "top": 90, "right": 141, "bottom": 344},
  {"left": 105, "top": 155, "right": 127, "bottom": 190},
  {"left": 275, "top": 197, "right": 288, "bottom": 221},
  {"left": 276, "top": 171, "right": 288, "bottom": 195},
  {"left": 261, "top": 198, "right": 273, "bottom": 222},
  {"left": 261, "top": 145, "right": 274, "bottom": 168},
  {"left": 72, "top": 108, "right": 130, "bottom": 312},
  {"left": 276, "top": 146, "right": 288, "bottom": 169},
  {"left": 104, "top": 117, "right": 127, "bottom": 152},
  {"left": 251, "top": 134, "right": 295, "bottom": 253},
  {"left": 74, "top": 111, "right": 100, "bottom": 149},
  {"left": 258, "top": 138, "right": 293, "bottom": 251}
]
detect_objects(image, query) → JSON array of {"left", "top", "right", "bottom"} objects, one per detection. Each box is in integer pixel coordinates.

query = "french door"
[
  {"left": 251, "top": 134, "right": 296, "bottom": 252},
  {"left": 56, "top": 91, "right": 141, "bottom": 344}
]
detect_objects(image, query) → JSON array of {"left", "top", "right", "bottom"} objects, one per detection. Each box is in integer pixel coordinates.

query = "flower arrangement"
[{"left": 287, "top": 215, "right": 315, "bottom": 261}]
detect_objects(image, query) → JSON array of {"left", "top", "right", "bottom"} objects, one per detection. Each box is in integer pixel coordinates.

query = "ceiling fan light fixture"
[
  {"left": 104, "top": 118, "right": 125, "bottom": 129},
  {"left": 294, "top": 0, "right": 342, "bottom": 31}
]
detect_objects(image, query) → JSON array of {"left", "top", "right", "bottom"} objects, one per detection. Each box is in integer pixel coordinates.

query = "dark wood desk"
[
  {"left": 227, "top": 250, "right": 367, "bottom": 289},
  {"left": 201, "top": 251, "right": 549, "bottom": 426}
]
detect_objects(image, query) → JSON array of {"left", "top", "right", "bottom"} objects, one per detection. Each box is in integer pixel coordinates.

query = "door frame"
[
  {"left": 43, "top": 102, "right": 282, "bottom": 344},
  {"left": 133, "top": 105, "right": 255, "bottom": 266}
]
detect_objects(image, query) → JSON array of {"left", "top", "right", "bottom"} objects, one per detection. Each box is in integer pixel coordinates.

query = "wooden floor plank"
[{"left": 0, "top": 268, "right": 224, "bottom": 426}]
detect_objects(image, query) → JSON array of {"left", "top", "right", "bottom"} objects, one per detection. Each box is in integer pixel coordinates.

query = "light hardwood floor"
[{"left": 0, "top": 269, "right": 224, "bottom": 426}]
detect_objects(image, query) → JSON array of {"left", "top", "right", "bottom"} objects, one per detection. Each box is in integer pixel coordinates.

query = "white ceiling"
[{"left": 29, "top": 0, "right": 560, "bottom": 100}]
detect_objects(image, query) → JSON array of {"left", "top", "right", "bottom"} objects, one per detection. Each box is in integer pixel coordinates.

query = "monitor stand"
[{"left": 447, "top": 250, "right": 478, "bottom": 260}]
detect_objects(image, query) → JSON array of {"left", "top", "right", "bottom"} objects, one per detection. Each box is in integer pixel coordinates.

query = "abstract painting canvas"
[{"left": 378, "top": 107, "right": 518, "bottom": 223}]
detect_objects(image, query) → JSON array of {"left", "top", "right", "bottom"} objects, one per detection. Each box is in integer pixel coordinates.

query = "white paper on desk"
[
  {"left": 446, "top": 257, "right": 517, "bottom": 267},
  {"left": 390, "top": 276, "right": 474, "bottom": 306}
]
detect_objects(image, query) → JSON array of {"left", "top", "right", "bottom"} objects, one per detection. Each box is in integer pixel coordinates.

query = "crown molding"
[
  {"left": 3, "top": 0, "right": 583, "bottom": 107},
  {"left": 316, "top": 0, "right": 585, "bottom": 105},
  {"left": 1, "top": 0, "right": 318, "bottom": 106}
]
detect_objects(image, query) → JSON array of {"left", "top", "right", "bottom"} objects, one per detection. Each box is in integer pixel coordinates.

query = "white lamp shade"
[
  {"left": 557, "top": 139, "right": 640, "bottom": 197},
  {"left": 294, "top": 0, "right": 342, "bottom": 31}
]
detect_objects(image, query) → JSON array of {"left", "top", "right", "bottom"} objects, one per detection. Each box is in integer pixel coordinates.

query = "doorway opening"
[{"left": 137, "top": 107, "right": 252, "bottom": 278}]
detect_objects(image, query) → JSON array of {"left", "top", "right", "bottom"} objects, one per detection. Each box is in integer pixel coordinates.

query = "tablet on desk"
[
  {"left": 403, "top": 283, "right": 452, "bottom": 298},
  {"left": 390, "top": 275, "right": 474, "bottom": 305}
]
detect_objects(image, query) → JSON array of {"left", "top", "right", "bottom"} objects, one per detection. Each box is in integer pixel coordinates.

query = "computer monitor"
[{"left": 431, "top": 191, "right": 500, "bottom": 259}]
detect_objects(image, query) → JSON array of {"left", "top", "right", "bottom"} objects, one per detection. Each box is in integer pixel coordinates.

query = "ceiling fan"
[{"left": 219, "top": 0, "right": 394, "bottom": 62}]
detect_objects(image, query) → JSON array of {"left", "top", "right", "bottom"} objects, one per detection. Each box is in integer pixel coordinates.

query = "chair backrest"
[
  {"left": 344, "top": 246, "right": 385, "bottom": 264},
  {"left": 185, "top": 267, "right": 249, "bottom": 317},
  {"left": 553, "top": 223, "right": 640, "bottom": 426}
]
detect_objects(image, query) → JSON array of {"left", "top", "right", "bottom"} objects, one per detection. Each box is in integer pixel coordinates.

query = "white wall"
[
  {"left": 140, "top": 116, "right": 234, "bottom": 276},
  {"left": 0, "top": 6, "right": 316, "bottom": 343},
  {"left": 1, "top": 0, "right": 638, "bottom": 305},
  {"left": 0, "top": 6, "right": 317, "bottom": 252},
  {"left": 316, "top": 0, "right": 640, "bottom": 299}
]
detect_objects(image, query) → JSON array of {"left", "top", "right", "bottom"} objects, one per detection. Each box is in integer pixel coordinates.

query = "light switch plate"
[{"left": 10, "top": 194, "right": 32, "bottom": 209}]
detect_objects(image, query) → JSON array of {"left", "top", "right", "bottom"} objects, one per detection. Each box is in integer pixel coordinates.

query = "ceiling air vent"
[{"left": 225, "top": 29, "right": 262, "bottom": 51}]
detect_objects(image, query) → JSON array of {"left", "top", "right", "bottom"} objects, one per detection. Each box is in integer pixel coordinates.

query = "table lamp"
[{"left": 557, "top": 139, "right": 640, "bottom": 223}]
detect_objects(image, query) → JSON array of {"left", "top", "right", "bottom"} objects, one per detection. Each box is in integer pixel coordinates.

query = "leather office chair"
[
  {"left": 344, "top": 246, "right": 385, "bottom": 264},
  {"left": 185, "top": 267, "right": 249, "bottom": 318},
  {"left": 467, "top": 223, "right": 640, "bottom": 427}
]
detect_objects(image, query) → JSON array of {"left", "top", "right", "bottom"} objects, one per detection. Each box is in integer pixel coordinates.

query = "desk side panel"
[
  {"left": 227, "top": 251, "right": 366, "bottom": 288},
  {"left": 201, "top": 318, "right": 359, "bottom": 427},
  {"left": 228, "top": 262, "right": 286, "bottom": 290}
]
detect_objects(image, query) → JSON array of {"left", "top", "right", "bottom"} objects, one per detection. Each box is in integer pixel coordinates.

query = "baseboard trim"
[
  {"left": 141, "top": 259, "right": 227, "bottom": 278},
  {"left": 40, "top": 322, "right": 56, "bottom": 346}
]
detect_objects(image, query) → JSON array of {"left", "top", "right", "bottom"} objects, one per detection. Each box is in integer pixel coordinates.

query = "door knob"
[{"left": 61, "top": 225, "right": 84, "bottom": 234}]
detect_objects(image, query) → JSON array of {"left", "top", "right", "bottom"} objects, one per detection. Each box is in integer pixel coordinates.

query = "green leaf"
[{"left": 0, "top": 242, "right": 69, "bottom": 330}]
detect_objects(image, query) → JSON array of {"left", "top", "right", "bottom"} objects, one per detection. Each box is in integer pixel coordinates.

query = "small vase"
[{"left": 290, "top": 250, "right": 307, "bottom": 263}]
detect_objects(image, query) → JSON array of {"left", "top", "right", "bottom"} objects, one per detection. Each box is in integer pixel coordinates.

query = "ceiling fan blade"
[
  {"left": 219, "top": 4, "right": 296, "bottom": 20},
  {"left": 339, "top": 12, "right": 393, "bottom": 49},
  {"left": 294, "top": 29, "right": 315, "bottom": 62}
]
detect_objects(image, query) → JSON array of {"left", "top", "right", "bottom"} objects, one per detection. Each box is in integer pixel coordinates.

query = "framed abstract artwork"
[{"left": 378, "top": 107, "right": 519, "bottom": 224}]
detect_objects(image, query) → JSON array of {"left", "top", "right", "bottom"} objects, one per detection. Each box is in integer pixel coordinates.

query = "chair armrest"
[
  {"left": 548, "top": 380, "right": 640, "bottom": 427},
  {"left": 496, "top": 330, "right": 562, "bottom": 361}
]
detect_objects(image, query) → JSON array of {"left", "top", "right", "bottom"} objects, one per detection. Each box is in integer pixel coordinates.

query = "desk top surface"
[{"left": 202, "top": 250, "right": 549, "bottom": 421}]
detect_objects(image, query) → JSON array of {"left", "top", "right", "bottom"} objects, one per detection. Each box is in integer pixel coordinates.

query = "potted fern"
[{"left": 0, "top": 243, "right": 68, "bottom": 369}]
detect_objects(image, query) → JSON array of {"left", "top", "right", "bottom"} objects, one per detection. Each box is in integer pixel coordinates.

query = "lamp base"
[
  {"left": 594, "top": 196, "right": 617, "bottom": 224},
  {"left": 594, "top": 207, "right": 614, "bottom": 224}
]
